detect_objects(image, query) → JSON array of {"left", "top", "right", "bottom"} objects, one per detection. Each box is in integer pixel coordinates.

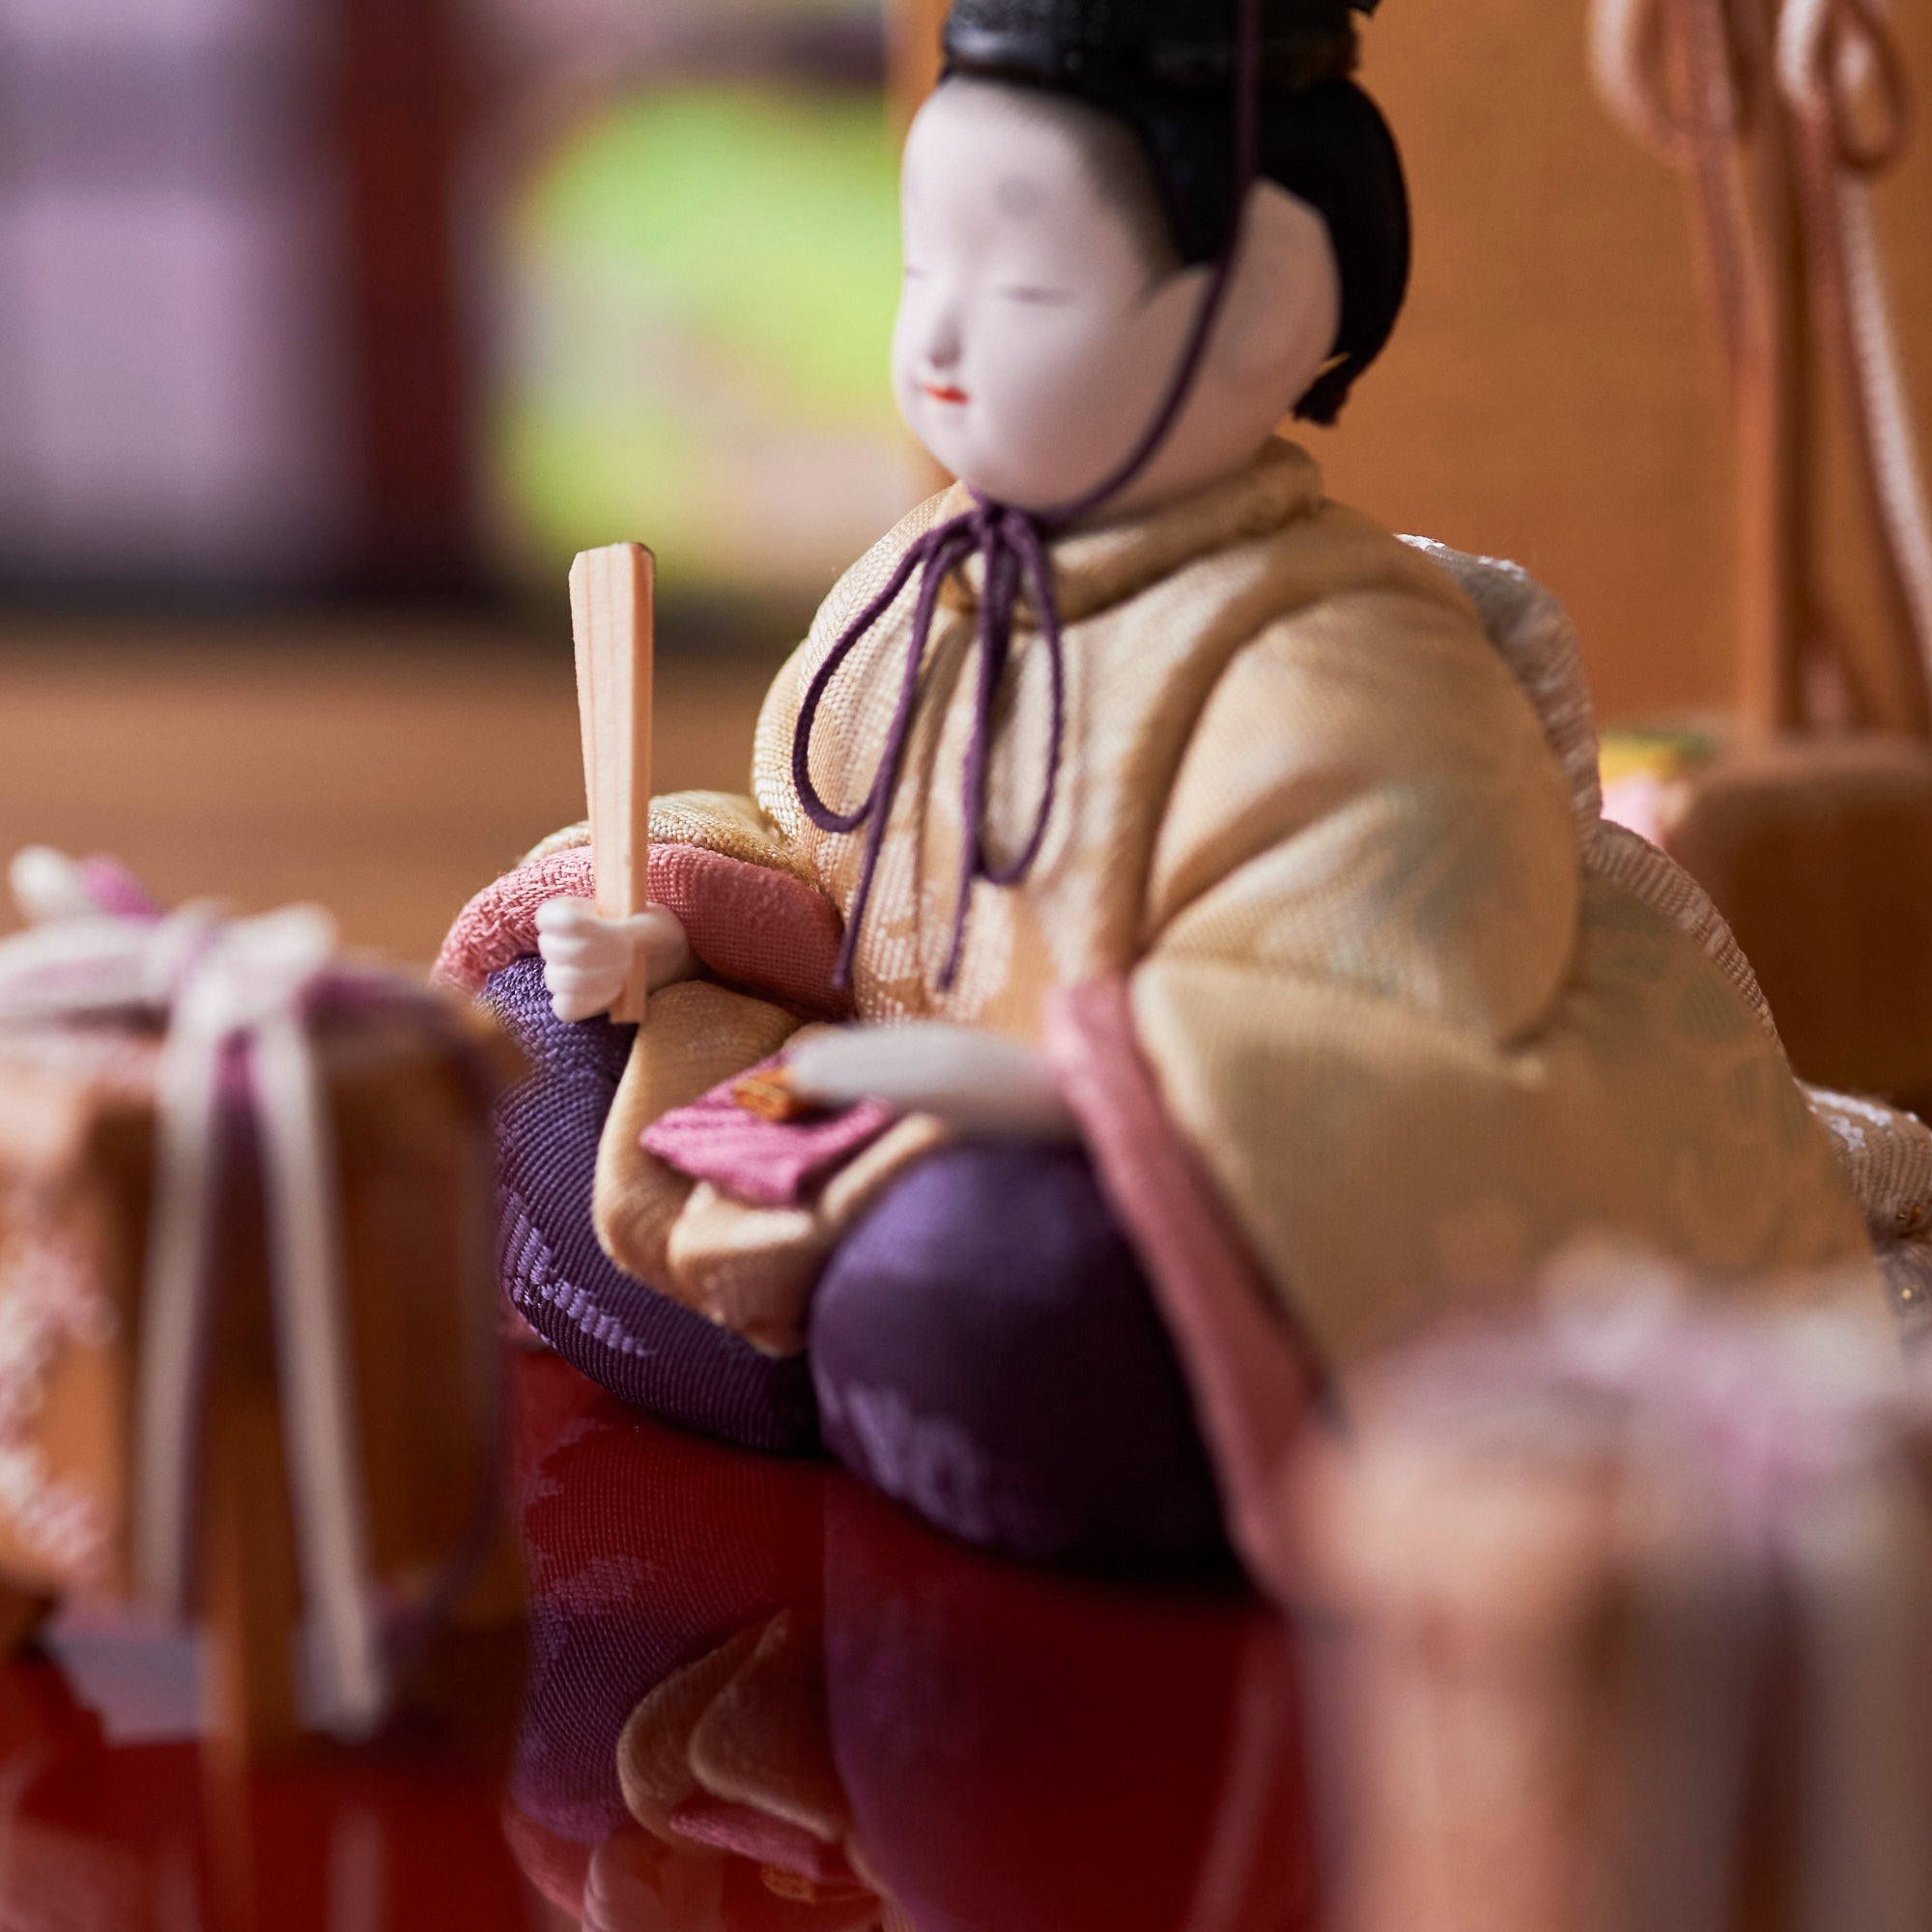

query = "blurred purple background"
[{"left": 0, "top": 0, "right": 917, "bottom": 621}]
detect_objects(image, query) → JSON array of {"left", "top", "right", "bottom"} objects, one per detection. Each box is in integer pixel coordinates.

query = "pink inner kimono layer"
[{"left": 641, "top": 1059, "right": 896, "bottom": 1208}]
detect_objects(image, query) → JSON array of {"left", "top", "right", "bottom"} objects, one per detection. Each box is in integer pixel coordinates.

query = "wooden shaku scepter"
[{"left": 569, "top": 543, "right": 656, "bottom": 1025}]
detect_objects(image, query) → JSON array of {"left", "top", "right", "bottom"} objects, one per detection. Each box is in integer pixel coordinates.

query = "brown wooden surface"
[
  {"left": 197, "top": 1077, "right": 305, "bottom": 1761},
  {"left": 325, "top": 1006, "right": 510, "bottom": 1579},
  {"left": 199, "top": 1377, "right": 303, "bottom": 1758},
  {"left": 0, "top": 617, "right": 781, "bottom": 966},
  {"left": 1663, "top": 734, "right": 1932, "bottom": 1101}
]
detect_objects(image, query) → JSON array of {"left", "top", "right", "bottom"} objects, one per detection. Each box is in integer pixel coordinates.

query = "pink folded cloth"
[{"left": 641, "top": 1058, "right": 895, "bottom": 1208}]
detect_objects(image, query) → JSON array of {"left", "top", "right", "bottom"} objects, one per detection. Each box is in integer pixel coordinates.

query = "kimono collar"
[
  {"left": 938, "top": 438, "right": 1324, "bottom": 626},
  {"left": 791, "top": 440, "right": 1326, "bottom": 994}
]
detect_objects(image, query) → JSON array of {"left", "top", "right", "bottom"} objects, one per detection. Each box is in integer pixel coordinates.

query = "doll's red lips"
[{"left": 923, "top": 383, "right": 970, "bottom": 405}]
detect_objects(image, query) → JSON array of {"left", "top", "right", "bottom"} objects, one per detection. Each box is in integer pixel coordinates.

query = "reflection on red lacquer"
[
  {"left": 0, "top": 1348, "right": 1321, "bottom": 1931},
  {"left": 503, "top": 1349, "right": 1321, "bottom": 1931}
]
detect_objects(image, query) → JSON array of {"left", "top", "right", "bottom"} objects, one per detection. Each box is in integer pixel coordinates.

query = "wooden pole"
[{"left": 569, "top": 544, "right": 656, "bottom": 1025}]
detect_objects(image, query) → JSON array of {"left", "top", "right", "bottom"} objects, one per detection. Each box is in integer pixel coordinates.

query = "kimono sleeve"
[
  {"left": 1118, "top": 586, "right": 1582, "bottom": 1359},
  {"left": 1137, "top": 584, "right": 1580, "bottom": 1044}
]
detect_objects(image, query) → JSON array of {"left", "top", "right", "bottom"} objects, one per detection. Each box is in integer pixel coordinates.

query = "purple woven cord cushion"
[
  {"left": 484, "top": 955, "right": 818, "bottom": 1455},
  {"left": 810, "top": 1143, "right": 1229, "bottom": 1567}
]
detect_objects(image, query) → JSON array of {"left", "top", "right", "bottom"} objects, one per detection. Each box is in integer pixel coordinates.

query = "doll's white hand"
[
  {"left": 535, "top": 897, "right": 697, "bottom": 1023},
  {"left": 787, "top": 1023, "right": 1079, "bottom": 1141}
]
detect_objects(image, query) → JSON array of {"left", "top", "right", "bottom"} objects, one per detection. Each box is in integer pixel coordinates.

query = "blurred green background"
[{"left": 497, "top": 82, "right": 913, "bottom": 608}]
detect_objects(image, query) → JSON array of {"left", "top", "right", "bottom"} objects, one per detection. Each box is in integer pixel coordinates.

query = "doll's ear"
[{"left": 1211, "top": 183, "right": 1344, "bottom": 405}]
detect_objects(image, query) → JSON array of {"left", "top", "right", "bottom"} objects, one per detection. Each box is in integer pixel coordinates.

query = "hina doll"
[{"left": 441, "top": 0, "right": 1918, "bottom": 1590}]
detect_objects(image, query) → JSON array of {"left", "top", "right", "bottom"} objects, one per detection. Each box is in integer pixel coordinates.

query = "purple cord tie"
[
  {"left": 789, "top": 0, "right": 1264, "bottom": 995},
  {"left": 790, "top": 494, "right": 1066, "bottom": 993}
]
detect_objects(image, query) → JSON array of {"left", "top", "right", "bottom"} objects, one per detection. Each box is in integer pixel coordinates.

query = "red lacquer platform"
[{"left": 0, "top": 1350, "right": 1317, "bottom": 1931}]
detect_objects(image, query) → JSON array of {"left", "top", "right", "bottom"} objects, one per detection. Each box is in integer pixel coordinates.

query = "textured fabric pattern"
[
  {"left": 451, "top": 441, "right": 1896, "bottom": 1517},
  {"left": 641, "top": 1057, "right": 895, "bottom": 1208},
  {"left": 809, "top": 1143, "right": 1229, "bottom": 1566},
  {"left": 529, "top": 440, "right": 1874, "bottom": 1378},
  {"left": 437, "top": 833, "right": 849, "bottom": 1021},
  {"left": 439, "top": 846, "right": 586, "bottom": 995},
  {"left": 1804, "top": 1084, "right": 1932, "bottom": 1341},
  {"left": 505, "top": 1350, "right": 823, "bottom": 1848},
  {"left": 1408, "top": 540, "right": 1781, "bottom": 1048},
  {"left": 1401, "top": 542, "right": 1784, "bottom": 1037},
  {"left": 587, "top": 980, "right": 803, "bottom": 1323},
  {"left": 443, "top": 827, "right": 881, "bottom": 1371},
  {"left": 1399, "top": 535, "right": 1605, "bottom": 838},
  {"left": 519, "top": 794, "right": 817, "bottom": 882},
  {"left": 1047, "top": 977, "right": 1322, "bottom": 1599},
  {"left": 761, "top": 441, "right": 1422, "bottom": 1032},
  {"left": 518, "top": 820, "right": 590, "bottom": 868},
  {"left": 1585, "top": 819, "right": 1782, "bottom": 1046},
  {"left": 653, "top": 1116, "right": 952, "bottom": 1362},
  {"left": 485, "top": 956, "right": 816, "bottom": 1452},
  {"left": 1416, "top": 540, "right": 1932, "bottom": 1339},
  {"left": 592, "top": 981, "right": 948, "bottom": 1358}
]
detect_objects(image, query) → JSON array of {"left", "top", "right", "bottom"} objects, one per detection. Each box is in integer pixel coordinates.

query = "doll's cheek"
[{"left": 988, "top": 339, "right": 1133, "bottom": 433}]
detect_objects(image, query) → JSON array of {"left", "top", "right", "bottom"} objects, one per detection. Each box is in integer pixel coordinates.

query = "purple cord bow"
[
  {"left": 791, "top": 494, "right": 1065, "bottom": 993},
  {"left": 789, "top": 0, "right": 1264, "bottom": 995}
]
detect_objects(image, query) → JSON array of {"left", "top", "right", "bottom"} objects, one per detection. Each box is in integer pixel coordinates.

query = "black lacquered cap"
[{"left": 943, "top": 0, "right": 1378, "bottom": 89}]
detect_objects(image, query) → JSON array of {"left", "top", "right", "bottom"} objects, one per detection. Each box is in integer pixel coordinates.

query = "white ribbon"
[{"left": 0, "top": 851, "right": 386, "bottom": 1739}]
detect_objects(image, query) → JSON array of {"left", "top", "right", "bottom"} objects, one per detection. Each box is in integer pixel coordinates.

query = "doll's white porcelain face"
[{"left": 894, "top": 78, "right": 1343, "bottom": 517}]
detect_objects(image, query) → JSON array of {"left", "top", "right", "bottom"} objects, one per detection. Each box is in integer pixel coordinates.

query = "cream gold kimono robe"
[{"left": 576, "top": 439, "right": 1876, "bottom": 1408}]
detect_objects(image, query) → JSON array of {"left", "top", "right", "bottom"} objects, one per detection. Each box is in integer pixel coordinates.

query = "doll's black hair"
[{"left": 940, "top": 46, "right": 1409, "bottom": 425}]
